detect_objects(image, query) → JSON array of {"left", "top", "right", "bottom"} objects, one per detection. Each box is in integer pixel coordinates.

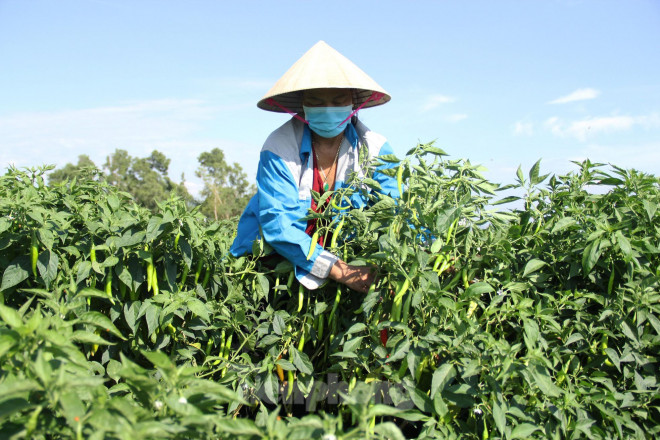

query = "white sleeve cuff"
[{"left": 309, "top": 250, "right": 339, "bottom": 279}]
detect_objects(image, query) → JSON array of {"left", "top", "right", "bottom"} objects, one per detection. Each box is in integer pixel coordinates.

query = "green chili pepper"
[
  {"left": 298, "top": 284, "right": 305, "bottom": 312},
  {"left": 467, "top": 300, "right": 478, "bottom": 318},
  {"left": 533, "top": 216, "right": 543, "bottom": 235},
  {"left": 205, "top": 336, "right": 214, "bottom": 356},
  {"left": 443, "top": 268, "right": 463, "bottom": 290},
  {"left": 223, "top": 331, "right": 233, "bottom": 359},
  {"left": 401, "top": 290, "right": 413, "bottom": 324},
  {"left": 396, "top": 162, "right": 404, "bottom": 197},
  {"left": 391, "top": 278, "right": 410, "bottom": 322},
  {"left": 221, "top": 331, "right": 233, "bottom": 377},
  {"left": 152, "top": 266, "right": 159, "bottom": 296},
  {"left": 432, "top": 254, "right": 446, "bottom": 272},
  {"left": 415, "top": 356, "right": 429, "bottom": 382},
  {"left": 348, "top": 375, "right": 357, "bottom": 393},
  {"left": 437, "top": 257, "right": 453, "bottom": 275},
  {"left": 118, "top": 278, "right": 126, "bottom": 299},
  {"left": 166, "top": 323, "right": 178, "bottom": 342},
  {"left": 328, "top": 283, "right": 341, "bottom": 326},
  {"left": 306, "top": 231, "right": 319, "bottom": 260},
  {"left": 298, "top": 318, "right": 306, "bottom": 352},
  {"left": 317, "top": 314, "right": 324, "bottom": 340},
  {"left": 446, "top": 218, "right": 458, "bottom": 242},
  {"left": 330, "top": 217, "right": 344, "bottom": 249},
  {"left": 174, "top": 232, "right": 181, "bottom": 249},
  {"left": 600, "top": 334, "right": 608, "bottom": 351},
  {"left": 146, "top": 260, "right": 153, "bottom": 293},
  {"left": 90, "top": 329, "right": 101, "bottom": 356},
  {"left": 287, "top": 369, "right": 295, "bottom": 399},
  {"left": 331, "top": 197, "right": 350, "bottom": 211},
  {"left": 202, "top": 266, "right": 212, "bottom": 288},
  {"left": 104, "top": 271, "right": 115, "bottom": 305},
  {"left": 194, "top": 259, "right": 203, "bottom": 285},
  {"left": 218, "top": 329, "right": 226, "bottom": 358},
  {"left": 397, "top": 357, "right": 409, "bottom": 380},
  {"left": 25, "top": 406, "right": 42, "bottom": 438},
  {"left": 286, "top": 271, "right": 295, "bottom": 292},
  {"left": 179, "top": 263, "right": 190, "bottom": 290},
  {"left": 391, "top": 296, "right": 402, "bottom": 323},
  {"left": 30, "top": 230, "right": 38, "bottom": 278},
  {"left": 313, "top": 314, "right": 319, "bottom": 335}
]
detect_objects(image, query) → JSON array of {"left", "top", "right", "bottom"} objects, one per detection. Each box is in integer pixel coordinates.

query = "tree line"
[{"left": 48, "top": 148, "right": 255, "bottom": 220}]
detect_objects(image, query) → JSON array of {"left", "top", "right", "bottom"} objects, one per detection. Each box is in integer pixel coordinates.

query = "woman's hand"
[{"left": 329, "top": 259, "right": 376, "bottom": 293}]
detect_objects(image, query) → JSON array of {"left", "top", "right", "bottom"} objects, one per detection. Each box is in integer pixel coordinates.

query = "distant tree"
[
  {"left": 103, "top": 149, "right": 192, "bottom": 211},
  {"left": 196, "top": 148, "right": 255, "bottom": 220},
  {"left": 47, "top": 155, "right": 98, "bottom": 185},
  {"left": 48, "top": 147, "right": 254, "bottom": 218},
  {"left": 48, "top": 149, "right": 192, "bottom": 211},
  {"left": 103, "top": 149, "right": 132, "bottom": 194}
]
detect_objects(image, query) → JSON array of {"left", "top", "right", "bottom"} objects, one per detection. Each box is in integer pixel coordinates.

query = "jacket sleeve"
[{"left": 256, "top": 150, "right": 338, "bottom": 287}]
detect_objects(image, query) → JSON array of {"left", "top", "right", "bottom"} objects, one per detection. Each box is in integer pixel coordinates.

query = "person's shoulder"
[
  {"left": 354, "top": 120, "right": 387, "bottom": 150},
  {"left": 262, "top": 118, "right": 305, "bottom": 159}
]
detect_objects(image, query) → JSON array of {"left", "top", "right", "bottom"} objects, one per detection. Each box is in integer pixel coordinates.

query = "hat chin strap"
[
  {"left": 265, "top": 98, "right": 309, "bottom": 124},
  {"left": 338, "top": 91, "right": 385, "bottom": 126},
  {"left": 266, "top": 91, "right": 384, "bottom": 126}
]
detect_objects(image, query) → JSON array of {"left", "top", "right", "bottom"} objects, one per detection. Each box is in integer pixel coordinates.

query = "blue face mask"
[{"left": 303, "top": 105, "right": 353, "bottom": 138}]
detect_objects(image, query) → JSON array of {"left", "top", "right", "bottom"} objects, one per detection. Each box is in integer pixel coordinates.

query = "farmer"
[{"left": 230, "top": 41, "right": 399, "bottom": 293}]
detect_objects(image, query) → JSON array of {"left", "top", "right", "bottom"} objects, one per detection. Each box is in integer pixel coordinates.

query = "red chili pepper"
[{"left": 380, "top": 329, "right": 388, "bottom": 347}]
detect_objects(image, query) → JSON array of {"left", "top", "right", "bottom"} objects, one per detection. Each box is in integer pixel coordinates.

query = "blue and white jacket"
[{"left": 230, "top": 118, "right": 399, "bottom": 289}]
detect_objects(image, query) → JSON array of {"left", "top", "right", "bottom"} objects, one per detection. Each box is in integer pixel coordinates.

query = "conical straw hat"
[{"left": 258, "top": 41, "right": 390, "bottom": 113}]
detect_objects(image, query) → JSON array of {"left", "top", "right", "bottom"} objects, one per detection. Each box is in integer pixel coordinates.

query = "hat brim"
[
  {"left": 257, "top": 41, "right": 391, "bottom": 114},
  {"left": 257, "top": 87, "right": 391, "bottom": 113}
]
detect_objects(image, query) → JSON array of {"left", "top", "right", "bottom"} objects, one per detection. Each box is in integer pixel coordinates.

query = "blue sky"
[{"left": 1, "top": 0, "right": 659, "bottom": 197}]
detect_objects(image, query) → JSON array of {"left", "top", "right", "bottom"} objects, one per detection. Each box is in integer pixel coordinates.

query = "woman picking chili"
[{"left": 230, "top": 41, "right": 399, "bottom": 293}]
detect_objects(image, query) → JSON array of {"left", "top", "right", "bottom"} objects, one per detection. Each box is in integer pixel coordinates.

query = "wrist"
[{"left": 329, "top": 259, "right": 348, "bottom": 282}]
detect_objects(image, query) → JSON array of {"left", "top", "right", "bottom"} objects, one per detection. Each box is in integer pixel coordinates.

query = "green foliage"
[
  {"left": 46, "top": 149, "right": 193, "bottom": 212},
  {"left": 196, "top": 148, "right": 255, "bottom": 220},
  {"left": 103, "top": 149, "right": 192, "bottom": 211},
  {"left": 1, "top": 144, "right": 659, "bottom": 439},
  {"left": 48, "top": 155, "right": 96, "bottom": 186},
  {"left": 47, "top": 147, "right": 254, "bottom": 219}
]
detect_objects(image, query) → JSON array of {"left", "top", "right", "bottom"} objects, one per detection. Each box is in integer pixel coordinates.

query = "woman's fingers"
[
  {"left": 329, "top": 260, "right": 377, "bottom": 293},
  {"left": 345, "top": 265, "right": 376, "bottom": 293}
]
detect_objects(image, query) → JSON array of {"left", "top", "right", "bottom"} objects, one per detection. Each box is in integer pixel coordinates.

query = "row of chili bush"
[{"left": 1, "top": 143, "right": 658, "bottom": 439}]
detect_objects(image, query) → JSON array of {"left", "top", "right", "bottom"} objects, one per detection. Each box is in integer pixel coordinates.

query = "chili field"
[{"left": 1, "top": 143, "right": 658, "bottom": 439}]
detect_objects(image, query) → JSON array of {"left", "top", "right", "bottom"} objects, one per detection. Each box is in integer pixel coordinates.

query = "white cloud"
[
  {"left": 0, "top": 99, "right": 260, "bottom": 198},
  {"left": 421, "top": 94, "right": 455, "bottom": 112},
  {"left": 446, "top": 114, "right": 467, "bottom": 123},
  {"left": 544, "top": 113, "right": 660, "bottom": 141},
  {"left": 574, "top": 142, "right": 660, "bottom": 175},
  {"left": 513, "top": 121, "right": 534, "bottom": 136},
  {"left": 549, "top": 88, "right": 601, "bottom": 104},
  {"left": 0, "top": 99, "right": 210, "bottom": 166}
]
